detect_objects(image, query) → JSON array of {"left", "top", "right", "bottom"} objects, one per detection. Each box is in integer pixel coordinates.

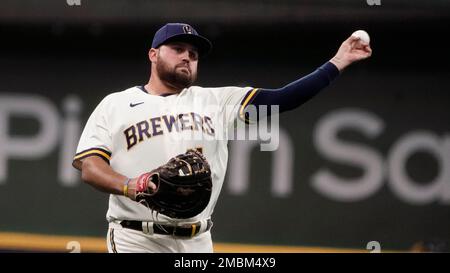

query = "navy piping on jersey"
[{"left": 73, "top": 147, "right": 111, "bottom": 164}]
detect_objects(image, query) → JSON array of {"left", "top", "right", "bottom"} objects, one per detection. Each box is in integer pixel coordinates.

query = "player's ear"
[{"left": 149, "top": 48, "right": 158, "bottom": 63}]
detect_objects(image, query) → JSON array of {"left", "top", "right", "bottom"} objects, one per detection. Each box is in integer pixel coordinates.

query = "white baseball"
[{"left": 351, "top": 30, "right": 370, "bottom": 44}]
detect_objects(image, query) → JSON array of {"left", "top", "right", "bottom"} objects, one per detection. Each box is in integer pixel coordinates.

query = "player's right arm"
[
  {"left": 73, "top": 95, "right": 155, "bottom": 199},
  {"left": 74, "top": 156, "right": 156, "bottom": 199},
  {"left": 73, "top": 156, "right": 127, "bottom": 195}
]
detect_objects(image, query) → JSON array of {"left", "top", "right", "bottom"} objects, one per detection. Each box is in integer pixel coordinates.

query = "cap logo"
[{"left": 183, "top": 25, "right": 193, "bottom": 34}]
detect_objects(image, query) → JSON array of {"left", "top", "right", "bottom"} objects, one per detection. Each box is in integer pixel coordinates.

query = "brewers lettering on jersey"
[{"left": 73, "top": 23, "right": 372, "bottom": 253}]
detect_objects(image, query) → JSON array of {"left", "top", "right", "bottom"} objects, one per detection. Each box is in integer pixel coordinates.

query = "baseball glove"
[{"left": 134, "top": 149, "right": 212, "bottom": 219}]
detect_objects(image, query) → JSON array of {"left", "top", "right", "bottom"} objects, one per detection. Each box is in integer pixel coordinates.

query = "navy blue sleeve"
[{"left": 241, "top": 62, "right": 339, "bottom": 121}]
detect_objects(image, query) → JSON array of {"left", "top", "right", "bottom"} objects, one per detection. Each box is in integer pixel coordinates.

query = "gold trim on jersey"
[
  {"left": 239, "top": 88, "right": 259, "bottom": 124},
  {"left": 109, "top": 228, "right": 118, "bottom": 253},
  {"left": 191, "top": 224, "right": 197, "bottom": 237},
  {"left": 73, "top": 147, "right": 112, "bottom": 163}
]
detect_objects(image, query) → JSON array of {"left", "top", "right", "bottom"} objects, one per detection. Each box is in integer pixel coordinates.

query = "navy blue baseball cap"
[{"left": 151, "top": 23, "right": 212, "bottom": 57}]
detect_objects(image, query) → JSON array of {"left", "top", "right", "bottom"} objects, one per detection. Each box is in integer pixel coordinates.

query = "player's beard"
[{"left": 156, "top": 58, "right": 197, "bottom": 91}]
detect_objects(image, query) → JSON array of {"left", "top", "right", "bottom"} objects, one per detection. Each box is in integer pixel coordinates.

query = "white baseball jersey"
[{"left": 73, "top": 85, "right": 258, "bottom": 224}]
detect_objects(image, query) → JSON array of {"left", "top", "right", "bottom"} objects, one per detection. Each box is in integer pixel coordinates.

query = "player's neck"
[{"left": 145, "top": 77, "right": 181, "bottom": 96}]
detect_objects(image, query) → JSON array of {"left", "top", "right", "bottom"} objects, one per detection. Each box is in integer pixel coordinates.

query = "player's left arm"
[
  {"left": 329, "top": 34, "right": 372, "bottom": 71},
  {"left": 244, "top": 34, "right": 372, "bottom": 118}
]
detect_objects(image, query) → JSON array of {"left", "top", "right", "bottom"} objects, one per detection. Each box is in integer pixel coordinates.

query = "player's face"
[{"left": 155, "top": 42, "right": 199, "bottom": 91}]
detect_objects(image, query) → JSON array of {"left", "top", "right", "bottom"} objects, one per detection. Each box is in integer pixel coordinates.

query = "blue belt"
[{"left": 120, "top": 219, "right": 212, "bottom": 237}]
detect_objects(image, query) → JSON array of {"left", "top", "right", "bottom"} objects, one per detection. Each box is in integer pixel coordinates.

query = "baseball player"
[{"left": 73, "top": 23, "right": 372, "bottom": 253}]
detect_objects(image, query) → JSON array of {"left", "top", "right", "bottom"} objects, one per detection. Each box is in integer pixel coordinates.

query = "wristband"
[{"left": 123, "top": 178, "right": 131, "bottom": 197}]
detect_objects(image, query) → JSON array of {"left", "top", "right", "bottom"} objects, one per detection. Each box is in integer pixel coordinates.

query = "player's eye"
[{"left": 189, "top": 51, "right": 199, "bottom": 61}]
